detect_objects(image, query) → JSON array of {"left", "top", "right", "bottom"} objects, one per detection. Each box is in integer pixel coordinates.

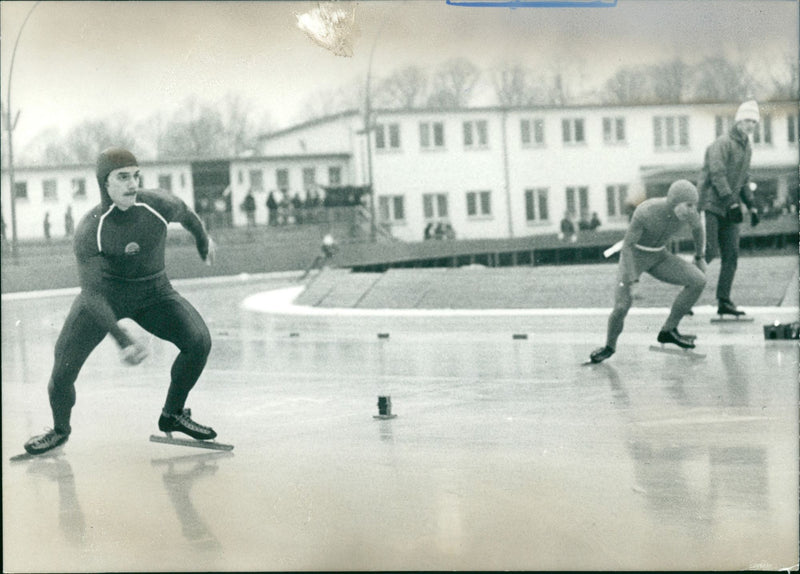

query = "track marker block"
[
  {"left": 512, "top": 334, "right": 528, "bottom": 340},
  {"left": 373, "top": 395, "right": 397, "bottom": 419},
  {"left": 377, "top": 333, "right": 390, "bottom": 339}
]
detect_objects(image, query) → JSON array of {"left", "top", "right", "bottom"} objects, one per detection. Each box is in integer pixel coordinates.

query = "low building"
[{"left": 2, "top": 100, "right": 797, "bottom": 242}]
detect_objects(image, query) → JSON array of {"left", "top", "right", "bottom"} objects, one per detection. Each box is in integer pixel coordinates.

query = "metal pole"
[
  {"left": 364, "top": 16, "right": 389, "bottom": 243},
  {"left": 5, "top": 1, "right": 42, "bottom": 262}
]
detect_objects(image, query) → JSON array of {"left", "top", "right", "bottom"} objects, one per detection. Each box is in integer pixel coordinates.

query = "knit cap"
[
  {"left": 734, "top": 100, "right": 760, "bottom": 123},
  {"left": 666, "top": 179, "right": 698, "bottom": 208},
  {"left": 96, "top": 148, "right": 138, "bottom": 205}
]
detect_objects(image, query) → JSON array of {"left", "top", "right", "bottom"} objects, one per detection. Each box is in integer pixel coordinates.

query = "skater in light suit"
[
  {"left": 24, "top": 148, "right": 219, "bottom": 455},
  {"left": 589, "top": 180, "right": 707, "bottom": 364}
]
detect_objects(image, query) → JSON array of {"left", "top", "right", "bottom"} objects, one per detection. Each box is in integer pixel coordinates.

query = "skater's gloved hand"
[
  {"left": 204, "top": 236, "right": 217, "bottom": 266},
  {"left": 750, "top": 209, "right": 760, "bottom": 227},
  {"left": 120, "top": 340, "right": 148, "bottom": 366}
]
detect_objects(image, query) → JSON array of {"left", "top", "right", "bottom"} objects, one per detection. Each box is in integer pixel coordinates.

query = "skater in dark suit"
[
  {"left": 24, "top": 148, "right": 219, "bottom": 455},
  {"left": 589, "top": 180, "right": 706, "bottom": 363}
]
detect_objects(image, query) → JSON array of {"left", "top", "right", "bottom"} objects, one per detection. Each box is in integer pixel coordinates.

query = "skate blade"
[
  {"left": 9, "top": 450, "right": 64, "bottom": 463},
  {"left": 710, "top": 316, "right": 754, "bottom": 323},
  {"left": 648, "top": 345, "right": 706, "bottom": 359},
  {"left": 149, "top": 434, "right": 234, "bottom": 451}
]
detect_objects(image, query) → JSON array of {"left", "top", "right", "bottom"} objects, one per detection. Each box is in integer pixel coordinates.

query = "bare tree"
[
  {"left": 427, "top": 58, "right": 480, "bottom": 109},
  {"left": 491, "top": 62, "right": 539, "bottom": 107},
  {"left": 219, "top": 93, "right": 258, "bottom": 157},
  {"left": 20, "top": 128, "right": 71, "bottom": 165},
  {"left": 767, "top": 52, "right": 799, "bottom": 100},
  {"left": 374, "top": 65, "right": 428, "bottom": 109},
  {"left": 691, "top": 55, "right": 754, "bottom": 102},
  {"left": 299, "top": 76, "right": 364, "bottom": 121},
  {"left": 650, "top": 58, "right": 691, "bottom": 103},
  {"left": 602, "top": 66, "right": 652, "bottom": 104},
  {"left": 160, "top": 97, "right": 227, "bottom": 160},
  {"left": 63, "top": 116, "right": 138, "bottom": 163}
]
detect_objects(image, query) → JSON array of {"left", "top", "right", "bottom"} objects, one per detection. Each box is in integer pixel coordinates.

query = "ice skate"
[
  {"left": 711, "top": 299, "right": 754, "bottom": 323},
  {"left": 650, "top": 329, "right": 706, "bottom": 359},
  {"left": 657, "top": 328, "right": 695, "bottom": 349},
  {"left": 586, "top": 345, "right": 615, "bottom": 365},
  {"left": 19, "top": 428, "right": 70, "bottom": 458},
  {"left": 151, "top": 409, "right": 233, "bottom": 451}
]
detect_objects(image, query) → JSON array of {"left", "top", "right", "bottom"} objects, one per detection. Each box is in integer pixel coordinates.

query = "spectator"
[
  {"left": 64, "top": 205, "right": 75, "bottom": 237},
  {"left": 698, "top": 99, "right": 760, "bottom": 317},
  {"left": 279, "top": 192, "right": 290, "bottom": 225},
  {"left": 266, "top": 191, "right": 279, "bottom": 226},
  {"left": 578, "top": 210, "right": 592, "bottom": 231},
  {"left": 589, "top": 212, "right": 602, "bottom": 231},
  {"left": 241, "top": 189, "right": 257, "bottom": 227},
  {"left": 43, "top": 212, "right": 52, "bottom": 241},
  {"left": 559, "top": 211, "right": 577, "bottom": 242},
  {"left": 424, "top": 222, "right": 434, "bottom": 240},
  {"left": 292, "top": 193, "right": 304, "bottom": 224}
]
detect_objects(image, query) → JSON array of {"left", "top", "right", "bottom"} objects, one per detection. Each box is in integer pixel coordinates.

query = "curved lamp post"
[{"left": 4, "top": 0, "right": 42, "bottom": 261}]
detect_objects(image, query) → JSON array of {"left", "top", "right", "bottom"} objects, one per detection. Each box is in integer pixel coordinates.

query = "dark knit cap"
[{"left": 96, "top": 147, "right": 138, "bottom": 204}]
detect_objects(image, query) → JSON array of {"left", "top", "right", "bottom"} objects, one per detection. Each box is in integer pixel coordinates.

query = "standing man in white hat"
[{"left": 697, "top": 99, "right": 761, "bottom": 317}]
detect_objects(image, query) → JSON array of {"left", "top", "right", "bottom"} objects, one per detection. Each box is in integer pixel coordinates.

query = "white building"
[
  {"left": 258, "top": 100, "right": 799, "bottom": 242},
  {"left": 2, "top": 101, "right": 797, "bottom": 241}
]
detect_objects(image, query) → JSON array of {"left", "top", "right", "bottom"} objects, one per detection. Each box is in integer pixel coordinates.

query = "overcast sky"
[{"left": 1, "top": 0, "right": 797, "bottom": 152}]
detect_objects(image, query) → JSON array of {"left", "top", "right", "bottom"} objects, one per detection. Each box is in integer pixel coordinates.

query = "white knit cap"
[{"left": 735, "top": 100, "right": 760, "bottom": 123}]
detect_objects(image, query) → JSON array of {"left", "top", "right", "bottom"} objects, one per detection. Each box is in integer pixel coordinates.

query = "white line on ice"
[{"left": 241, "top": 286, "right": 799, "bottom": 318}]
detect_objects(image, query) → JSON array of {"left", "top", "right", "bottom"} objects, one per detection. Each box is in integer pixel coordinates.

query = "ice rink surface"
[{"left": 3, "top": 273, "right": 798, "bottom": 572}]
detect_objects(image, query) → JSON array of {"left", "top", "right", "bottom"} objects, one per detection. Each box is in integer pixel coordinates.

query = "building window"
[
  {"left": 249, "top": 169, "right": 264, "bottom": 191},
  {"left": 375, "top": 123, "right": 401, "bottom": 150},
  {"left": 420, "top": 121, "right": 445, "bottom": 149},
  {"left": 158, "top": 174, "right": 173, "bottom": 192},
  {"left": 422, "top": 193, "right": 448, "bottom": 220},
  {"left": 524, "top": 188, "right": 549, "bottom": 222},
  {"left": 463, "top": 120, "right": 488, "bottom": 148},
  {"left": 276, "top": 168, "right": 290, "bottom": 191},
  {"left": 71, "top": 178, "right": 86, "bottom": 199},
  {"left": 715, "top": 115, "right": 734, "bottom": 137},
  {"left": 302, "top": 167, "right": 316, "bottom": 191},
  {"left": 602, "top": 117, "right": 626, "bottom": 144},
  {"left": 466, "top": 190, "right": 492, "bottom": 217},
  {"left": 565, "top": 186, "right": 589, "bottom": 217},
  {"left": 328, "top": 166, "right": 342, "bottom": 186},
  {"left": 752, "top": 115, "right": 772, "bottom": 145},
  {"left": 605, "top": 184, "right": 628, "bottom": 218},
  {"left": 788, "top": 115, "right": 798, "bottom": 143},
  {"left": 14, "top": 181, "right": 28, "bottom": 200},
  {"left": 520, "top": 118, "right": 545, "bottom": 146},
  {"left": 379, "top": 195, "right": 405, "bottom": 222},
  {"left": 653, "top": 115, "right": 689, "bottom": 150},
  {"left": 562, "top": 118, "right": 585, "bottom": 144},
  {"left": 42, "top": 179, "right": 58, "bottom": 201}
]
